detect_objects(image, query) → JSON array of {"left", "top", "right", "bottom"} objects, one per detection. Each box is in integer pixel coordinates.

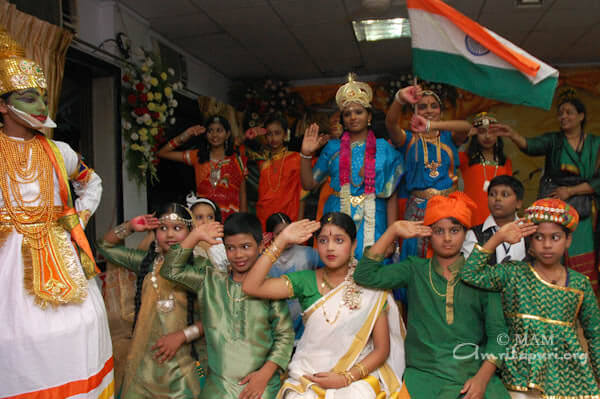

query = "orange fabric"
[
  {"left": 184, "top": 150, "right": 247, "bottom": 220},
  {"left": 423, "top": 191, "right": 477, "bottom": 228},
  {"left": 6, "top": 357, "right": 114, "bottom": 399},
  {"left": 398, "top": 382, "right": 411, "bottom": 399},
  {"left": 256, "top": 151, "right": 304, "bottom": 228},
  {"left": 407, "top": 0, "right": 540, "bottom": 77},
  {"left": 38, "top": 135, "right": 99, "bottom": 275},
  {"left": 458, "top": 152, "right": 513, "bottom": 226}
]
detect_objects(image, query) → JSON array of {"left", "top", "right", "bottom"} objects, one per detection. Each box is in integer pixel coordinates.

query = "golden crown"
[
  {"left": 335, "top": 73, "right": 373, "bottom": 110},
  {"left": 0, "top": 26, "right": 47, "bottom": 96},
  {"left": 471, "top": 112, "right": 497, "bottom": 127}
]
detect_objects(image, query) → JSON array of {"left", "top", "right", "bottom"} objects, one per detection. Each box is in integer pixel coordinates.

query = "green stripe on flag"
[{"left": 412, "top": 48, "right": 558, "bottom": 110}]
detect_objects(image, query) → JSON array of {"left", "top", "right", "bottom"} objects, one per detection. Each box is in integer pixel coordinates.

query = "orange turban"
[
  {"left": 525, "top": 198, "right": 579, "bottom": 232},
  {"left": 423, "top": 192, "right": 477, "bottom": 228}
]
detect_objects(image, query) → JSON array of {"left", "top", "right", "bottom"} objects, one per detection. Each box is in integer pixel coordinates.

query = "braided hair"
[{"left": 131, "top": 202, "right": 199, "bottom": 361}]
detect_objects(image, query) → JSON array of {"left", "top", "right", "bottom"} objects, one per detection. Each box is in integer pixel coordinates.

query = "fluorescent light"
[
  {"left": 515, "top": 0, "right": 542, "bottom": 8},
  {"left": 352, "top": 18, "right": 411, "bottom": 42}
]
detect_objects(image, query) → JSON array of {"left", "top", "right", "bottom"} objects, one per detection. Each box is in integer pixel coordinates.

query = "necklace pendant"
[
  {"left": 429, "top": 170, "right": 439, "bottom": 178},
  {"left": 156, "top": 298, "right": 175, "bottom": 313},
  {"left": 209, "top": 167, "right": 220, "bottom": 187},
  {"left": 483, "top": 180, "right": 490, "bottom": 192}
]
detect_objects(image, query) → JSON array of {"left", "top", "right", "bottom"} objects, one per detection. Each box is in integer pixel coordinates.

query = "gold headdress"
[
  {"left": 0, "top": 26, "right": 47, "bottom": 96},
  {"left": 335, "top": 73, "right": 373, "bottom": 110}
]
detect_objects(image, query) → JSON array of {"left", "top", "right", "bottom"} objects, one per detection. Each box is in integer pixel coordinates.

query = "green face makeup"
[{"left": 7, "top": 88, "right": 48, "bottom": 120}]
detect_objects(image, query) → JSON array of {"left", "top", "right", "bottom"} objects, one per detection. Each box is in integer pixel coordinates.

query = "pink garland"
[{"left": 339, "top": 130, "right": 376, "bottom": 194}]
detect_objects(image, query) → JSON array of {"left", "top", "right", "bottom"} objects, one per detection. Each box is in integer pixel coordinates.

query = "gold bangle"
[
  {"left": 281, "top": 275, "right": 294, "bottom": 298},
  {"left": 347, "top": 369, "right": 358, "bottom": 382},
  {"left": 262, "top": 247, "right": 278, "bottom": 264},
  {"left": 475, "top": 244, "right": 494, "bottom": 255},
  {"left": 338, "top": 371, "right": 351, "bottom": 387},
  {"left": 113, "top": 222, "right": 132, "bottom": 240},
  {"left": 268, "top": 242, "right": 283, "bottom": 260},
  {"left": 354, "top": 362, "right": 368, "bottom": 378}
]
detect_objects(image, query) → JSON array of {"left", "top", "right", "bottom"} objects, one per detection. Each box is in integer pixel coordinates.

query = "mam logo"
[{"left": 465, "top": 35, "right": 490, "bottom": 56}]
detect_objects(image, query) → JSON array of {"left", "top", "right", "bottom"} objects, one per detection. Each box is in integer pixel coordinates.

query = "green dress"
[
  {"left": 355, "top": 249, "right": 510, "bottom": 399},
  {"left": 96, "top": 240, "right": 204, "bottom": 399},
  {"left": 524, "top": 132, "right": 600, "bottom": 290},
  {"left": 461, "top": 245, "right": 600, "bottom": 398},
  {"left": 160, "top": 244, "right": 294, "bottom": 399}
]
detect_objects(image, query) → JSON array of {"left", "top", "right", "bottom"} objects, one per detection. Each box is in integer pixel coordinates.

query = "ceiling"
[{"left": 116, "top": 0, "right": 600, "bottom": 80}]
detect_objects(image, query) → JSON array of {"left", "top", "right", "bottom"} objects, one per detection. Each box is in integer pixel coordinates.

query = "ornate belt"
[
  {"left": 332, "top": 192, "right": 366, "bottom": 207},
  {"left": 410, "top": 184, "right": 457, "bottom": 200}
]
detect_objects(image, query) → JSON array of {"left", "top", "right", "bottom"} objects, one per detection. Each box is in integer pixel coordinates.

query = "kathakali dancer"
[{"left": 0, "top": 28, "right": 113, "bottom": 398}]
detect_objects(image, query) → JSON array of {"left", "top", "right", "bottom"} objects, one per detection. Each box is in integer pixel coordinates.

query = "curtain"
[{"left": 0, "top": 0, "right": 73, "bottom": 137}]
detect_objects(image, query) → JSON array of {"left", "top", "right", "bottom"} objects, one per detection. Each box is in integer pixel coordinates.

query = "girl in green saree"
[{"left": 491, "top": 93, "right": 600, "bottom": 292}]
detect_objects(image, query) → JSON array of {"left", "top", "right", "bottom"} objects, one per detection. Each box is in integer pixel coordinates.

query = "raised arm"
[
  {"left": 242, "top": 219, "right": 321, "bottom": 299},
  {"left": 488, "top": 124, "right": 527, "bottom": 151},
  {"left": 156, "top": 125, "right": 205, "bottom": 163},
  {"left": 354, "top": 220, "right": 431, "bottom": 289},
  {"left": 386, "top": 86, "right": 422, "bottom": 147},
  {"left": 160, "top": 222, "right": 223, "bottom": 292},
  {"left": 409, "top": 115, "right": 473, "bottom": 147},
  {"left": 300, "top": 123, "right": 328, "bottom": 190}
]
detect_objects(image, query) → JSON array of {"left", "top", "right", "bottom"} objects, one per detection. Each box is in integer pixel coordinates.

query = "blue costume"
[
  {"left": 313, "top": 138, "right": 403, "bottom": 258},
  {"left": 398, "top": 129, "right": 459, "bottom": 259}
]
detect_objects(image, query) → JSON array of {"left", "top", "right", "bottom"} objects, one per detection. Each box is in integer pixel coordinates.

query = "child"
[
  {"left": 462, "top": 175, "right": 526, "bottom": 263},
  {"left": 160, "top": 212, "right": 294, "bottom": 399},
  {"left": 186, "top": 192, "right": 228, "bottom": 271},
  {"left": 96, "top": 203, "right": 204, "bottom": 398},
  {"left": 459, "top": 112, "right": 513, "bottom": 226},
  {"left": 461, "top": 198, "right": 600, "bottom": 398},
  {"left": 355, "top": 192, "right": 510, "bottom": 399},
  {"left": 248, "top": 115, "right": 308, "bottom": 228},
  {"left": 242, "top": 212, "right": 405, "bottom": 398},
  {"left": 157, "top": 115, "right": 247, "bottom": 219},
  {"left": 264, "top": 212, "right": 320, "bottom": 340}
]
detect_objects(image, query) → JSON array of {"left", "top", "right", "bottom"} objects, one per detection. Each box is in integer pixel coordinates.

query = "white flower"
[
  {"left": 130, "top": 133, "right": 139, "bottom": 141},
  {"left": 168, "top": 67, "right": 175, "bottom": 76},
  {"left": 145, "top": 58, "right": 154, "bottom": 67},
  {"left": 168, "top": 108, "right": 174, "bottom": 116},
  {"left": 133, "top": 47, "right": 145, "bottom": 57},
  {"left": 126, "top": 122, "right": 132, "bottom": 129},
  {"left": 170, "top": 99, "right": 178, "bottom": 107},
  {"left": 136, "top": 117, "right": 144, "bottom": 124},
  {"left": 160, "top": 113, "right": 167, "bottom": 122},
  {"left": 142, "top": 113, "right": 152, "bottom": 122},
  {"left": 169, "top": 117, "right": 176, "bottom": 125},
  {"left": 143, "top": 74, "right": 151, "bottom": 83}
]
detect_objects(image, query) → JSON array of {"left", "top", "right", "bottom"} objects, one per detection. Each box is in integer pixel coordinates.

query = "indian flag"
[{"left": 407, "top": 0, "right": 558, "bottom": 110}]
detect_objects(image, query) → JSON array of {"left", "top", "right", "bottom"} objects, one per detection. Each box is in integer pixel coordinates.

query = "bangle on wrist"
[
  {"left": 113, "top": 222, "right": 133, "bottom": 240},
  {"left": 183, "top": 325, "right": 201, "bottom": 343},
  {"left": 394, "top": 90, "right": 405, "bottom": 105},
  {"left": 425, "top": 119, "right": 431, "bottom": 134},
  {"left": 299, "top": 152, "right": 313, "bottom": 159}
]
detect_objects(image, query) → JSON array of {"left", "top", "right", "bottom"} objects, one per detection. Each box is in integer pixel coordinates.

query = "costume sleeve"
[
  {"left": 377, "top": 140, "right": 404, "bottom": 198},
  {"left": 160, "top": 244, "right": 209, "bottom": 292},
  {"left": 523, "top": 132, "right": 554, "bottom": 156},
  {"left": 461, "top": 229, "right": 478, "bottom": 259},
  {"left": 266, "top": 299, "right": 294, "bottom": 371},
  {"left": 458, "top": 151, "right": 468, "bottom": 174},
  {"left": 578, "top": 276, "right": 600, "bottom": 382},
  {"left": 312, "top": 141, "right": 336, "bottom": 184},
  {"left": 95, "top": 239, "right": 146, "bottom": 274},
  {"left": 55, "top": 141, "right": 103, "bottom": 226},
  {"left": 481, "top": 291, "right": 508, "bottom": 368},
  {"left": 182, "top": 149, "right": 198, "bottom": 166},
  {"left": 506, "top": 158, "right": 513, "bottom": 175},
  {"left": 353, "top": 247, "right": 413, "bottom": 289},
  {"left": 460, "top": 245, "right": 508, "bottom": 291}
]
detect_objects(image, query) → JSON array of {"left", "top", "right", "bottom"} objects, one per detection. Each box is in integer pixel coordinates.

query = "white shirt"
[{"left": 463, "top": 214, "right": 527, "bottom": 262}]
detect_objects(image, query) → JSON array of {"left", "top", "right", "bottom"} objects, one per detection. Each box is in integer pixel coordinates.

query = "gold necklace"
[
  {"left": 267, "top": 148, "right": 286, "bottom": 192},
  {"left": 534, "top": 264, "right": 565, "bottom": 285},
  {"left": 320, "top": 260, "right": 362, "bottom": 324},
  {"left": 320, "top": 268, "right": 335, "bottom": 290},
  {"left": 420, "top": 133, "right": 442, "bottom": 178},
  {"left": 428, "top": 260, "right": 457, "bottom": 297},
  {"left": 226, "top": 275, "right": 248, "bottom": 302},
  {"left": 0, "top": 132, "right": 55, "bottom": 245},
  {"left": 149, "top": 255, "right": 176, "bottom": 313},
  {"left": 209, "top": 158, "right": 225, "bottom": 187}
]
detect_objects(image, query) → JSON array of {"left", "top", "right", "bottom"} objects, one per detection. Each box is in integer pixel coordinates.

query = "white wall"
[{"left": 76, "top": 0, "right": 230, "bottom": 229}]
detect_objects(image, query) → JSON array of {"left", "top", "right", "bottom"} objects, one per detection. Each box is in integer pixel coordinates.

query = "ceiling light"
[
  {"left": 352, "top": 18, "right": 411, "bottom": 42},
  {"left": 515, "top": 0, "right": 542, "bottom": 8}
]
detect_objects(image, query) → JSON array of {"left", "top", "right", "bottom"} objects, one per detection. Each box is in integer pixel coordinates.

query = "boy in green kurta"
[
  {"left": 461, "top": 198, "right": 600, "bottom": 398},
  {"left": 355, "top": 192, "right": 510, "bottom": 399},
  {"left": 161, "top": 212, "right": 294, "bottom": 399}
]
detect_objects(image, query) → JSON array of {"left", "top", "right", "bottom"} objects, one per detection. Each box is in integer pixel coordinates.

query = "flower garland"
[
  {"left": 339, "top": 130, "right": 377, "bottom": 249},
  {"left": 121, "top": 47, "right": 183, "bottom": 185}
]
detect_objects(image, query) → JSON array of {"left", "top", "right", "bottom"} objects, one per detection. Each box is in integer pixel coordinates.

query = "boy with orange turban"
[
  {"left": 355, "top": 192, "right": 510, "bottom": 399},
  {"left": 461, "top": 198, "right": 600, "bottom": 399}
]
